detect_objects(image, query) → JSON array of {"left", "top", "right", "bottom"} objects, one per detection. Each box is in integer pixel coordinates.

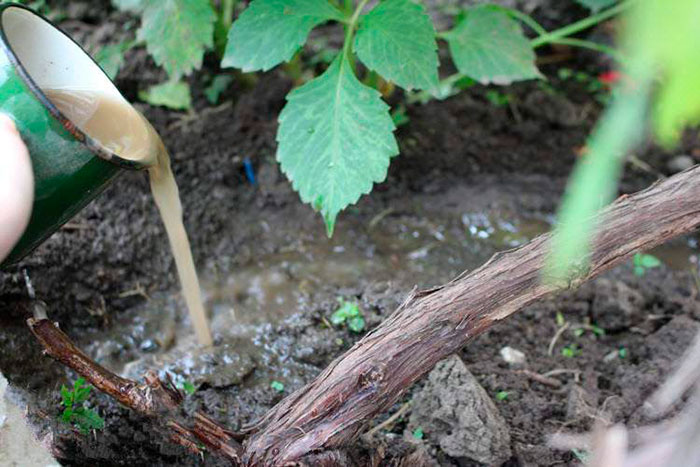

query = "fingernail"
[{"left": 0, "top": 114, "right": 18, "bottom": 134}]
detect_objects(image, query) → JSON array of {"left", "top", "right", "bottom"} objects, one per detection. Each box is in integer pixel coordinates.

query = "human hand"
[{"left": 0, "top": 114, "right": 34, "bottom": 262}]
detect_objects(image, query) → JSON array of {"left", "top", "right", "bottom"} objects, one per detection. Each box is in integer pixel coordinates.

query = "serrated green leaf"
[
  {"left": 277, "top": 54, "right": 398, "bottom": 234},
  {"left": 443, "top": 6, "right": 541, "bottom": 85},
  {"left": 627, "top": 0, "right": 700, "bottom": 145},
  {"left": 112, "top": 0, "right": 144, "bottom": 12},
  {"left": 137, "top": 0, "right": 215, "bottom": 79},
  {"left": 139, "top": 80, "right": 192, "bottom": 110},
  {"left": 354, "top": 0, "right": 438, "bottom": 91},
  {"left": 575, "top": 0, "right": 616, "bottom": 12},
  {"left": 222, "top": 0, "right": 344, "bottom": 72}
]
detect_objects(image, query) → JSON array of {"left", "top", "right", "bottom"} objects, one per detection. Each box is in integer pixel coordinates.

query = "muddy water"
[
  {"left": 80, "top": 206, "right": 562, "bottom": 389},
  {"left": 44, "top": 89, "right": 212, "bottom": 346}
]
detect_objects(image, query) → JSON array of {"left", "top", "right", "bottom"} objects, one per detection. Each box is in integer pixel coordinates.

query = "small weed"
[
  {"left": 180, "top": 381, "right": 197, "bottom": 395},
  {"left": 618, "top": 347, "right": 628, "bottom": 359},
  {"left": 485, "top": 90, "right": 511, "bottom": 107},
  {"left": 633, "top": 253, "right": 662, "bottom": 277},
  {"left": 571, "top": 448, "right": 589, "bottom": 463},
  {"left": 412, "top": 427, "right": 424, "bottom": 440},
  {"left": 331, "top": 298, "right": 365, "bottom": 333},
  {"left": 495, "top": 391, "right": 509, "bottom": 401},
  {"left": 270, "top": 381, "right": 285, "bottom": 393},
  {"left": 573, "top": 323, "right": 605, "bottom": 338},
  {"left": 561, "top": 344, "right": 581, "bottom": 358},
  {"left": 59, "top": 377, "right": 104, "bottom": 435},
  {"left": 555, "top": 311, "right": 566, "bottom": 327}
]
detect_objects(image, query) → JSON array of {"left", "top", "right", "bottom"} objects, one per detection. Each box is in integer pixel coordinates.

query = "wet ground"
[{"left": 1, "top": 1, "right": 700, "bottom": 465}]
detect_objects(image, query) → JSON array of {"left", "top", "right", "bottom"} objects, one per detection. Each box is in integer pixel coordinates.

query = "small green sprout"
[
  {"left": 571, "top": 448, "right": 589, "bottom": 462},
  {"left": 331, "top": 298, "right": 366, "bottom": 333},
  {"left": 204, "top": 74, "right": 235, "bottom": 104},
  {"left": 485, "top": 90, "right": 511, "bottom": 107},
  {"left": 270, "top": 381, "right": 285, "bottom": 393},
  {"left": 561, "top": 344, "right": 581, "bottom": 358},
  {"left": 574, "top": 323, "right": 605, "bottom": 338},
  {"left": 180, "top": 381, "right": 197, "bottom": 395},
  {"left": 59, "top": 377, "right": 104, "bottom": 435},
  {"left": 412, "top": 427, "right": 424, "bottom": 440},
  {"left": 633, "top": 253, "right": 662, "bottom": 277},
  {"left": 618, "top": 347, "right": 628, "bottom": 359},
  {"left": 495, "top": 391, "right": 509, "bottom": 401},
  {"left": 555, "top": 311, "right": 566, "bottom": 327}
]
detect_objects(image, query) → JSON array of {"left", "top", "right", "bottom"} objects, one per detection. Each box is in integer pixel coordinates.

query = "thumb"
[{"left": 0, "top": 114, "right": 34, "bottom": 263}]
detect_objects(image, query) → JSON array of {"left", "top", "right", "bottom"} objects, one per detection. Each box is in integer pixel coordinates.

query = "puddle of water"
[
  {"left": 649, "top": 237, "right": 699, "bottom": 271},
  {"left": 85, "top": 207, "right": 561, "bottom": 386}
]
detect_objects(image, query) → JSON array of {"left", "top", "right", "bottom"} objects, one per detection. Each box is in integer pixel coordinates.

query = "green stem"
[
  {"left": 546, "top": 37, "right": 624, "bottom": 62},
  {"left": 531, "top": 1, "right": 633, "bottom": 48},
  {"left": 500, "top": 6, "right": 547, "bottom": 36},
  {"left": 221, "top": 0, "right": 235, "bottom": 30},
  {"left": 342, "top": 0, "right": 369, "bottom": 56}
]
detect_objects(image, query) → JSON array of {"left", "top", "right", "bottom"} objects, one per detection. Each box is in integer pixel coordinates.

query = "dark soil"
[{"left": 1, "top": 1, "right": 700, "bottom": 466}]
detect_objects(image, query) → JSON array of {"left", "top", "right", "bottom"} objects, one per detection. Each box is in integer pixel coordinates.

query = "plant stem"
[
  {"left": 342, "top": 0, "right": 369, "bottom": 56},
  {"left": 531, "top": 1, "right": 633, "bottom": 48},
  {"left": 221, "top": 0, "right": 235, "bottom": 31},
  {"left": 500, "top": 6, "right": 547, "bottom": 36},
  {"left": 546, "top": 37, "right": 624, "bottom": 62}
]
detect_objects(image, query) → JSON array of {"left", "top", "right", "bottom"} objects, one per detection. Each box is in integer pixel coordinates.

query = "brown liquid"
[{"left": 44, "top": 89, "right": 213, "bottom": 346}]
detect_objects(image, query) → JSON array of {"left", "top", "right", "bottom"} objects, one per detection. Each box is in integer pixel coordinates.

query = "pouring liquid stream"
[{"left": 43, "top": 88, "right": 213, "bottom": 346}]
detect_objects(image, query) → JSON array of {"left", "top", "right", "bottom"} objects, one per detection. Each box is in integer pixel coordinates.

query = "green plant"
[
  {"left": 547, "top": 0, "right": 700, "bottom": 282},
  {"left": 270, "top": 380, "right": 285, "bottom": 392},
  {"left": 330, "top": 298, "right": 365, "bottom": 333},
  {"left": 571, "top": 448, "right": 590, "bottom": 463},
  {"left": 412, "top": 427, "right": 424, "bottom": 440},
  {"left": 59, "top": 377, "right": 104, "bottom": 435},
  {"left": 618, "top": 347, "right": 628, "bottom": 358},
  {"left": 109, "top": 0, "right": 236, "bottom": 109},
  {"left": 100, "top": 0, "right": 630, "bottom": 232},
  {"left": 633, "top": 253, "right": 662, "bottom": 277},
  {"left": 180, "top": 380, "right": 197, "bottom": 395},
  {"left": 561, "top": 343, "right": 581, "bottom": 358},
  {"left": 495, "top": 390, "right": 509, "bottom": 401},
  {"left": 220, "top": 0, "right": 629, "bottom": 234}
]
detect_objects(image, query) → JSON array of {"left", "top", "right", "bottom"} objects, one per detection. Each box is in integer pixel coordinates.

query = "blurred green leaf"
[
  {"left": 627, "top": 0, "right": 700, "bottom": 145},
  {"left": 95, "top": 42, "right": 132, "bottom": 80},
  {"left": 111, "top": 0, "right": 145, "bottom": 12},
  {"left": 204, "top": 74, "right": 235, "bottom": 104},
  {"left": 139, "top": 80, "right": 192, "bottom": 110},
  {"left": 137, "top": 0, "right": 216, "bottom": 79},
  {"left": 575, "top": 0, "right": 616, "bottom": 12},
  {"left": 545, "top": 68, "right": 652, "bottom": 283}
]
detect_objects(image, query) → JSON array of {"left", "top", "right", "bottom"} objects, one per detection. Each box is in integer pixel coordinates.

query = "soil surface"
[{"left": 1, "top": 1, "right": 700, "bottom": 466}]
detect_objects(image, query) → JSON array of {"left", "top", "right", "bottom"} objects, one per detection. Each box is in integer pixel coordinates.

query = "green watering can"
[{"left": 0, "top": 3, "right": 154, "bottom": 267}]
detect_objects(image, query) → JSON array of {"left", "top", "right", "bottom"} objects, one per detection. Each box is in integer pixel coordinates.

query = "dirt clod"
[
  {"left": 591, "top": 279, "right": 645, "bottom": 331},
  {"left": 409, "top": 355, "right": 512, "bottom": 465}
]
